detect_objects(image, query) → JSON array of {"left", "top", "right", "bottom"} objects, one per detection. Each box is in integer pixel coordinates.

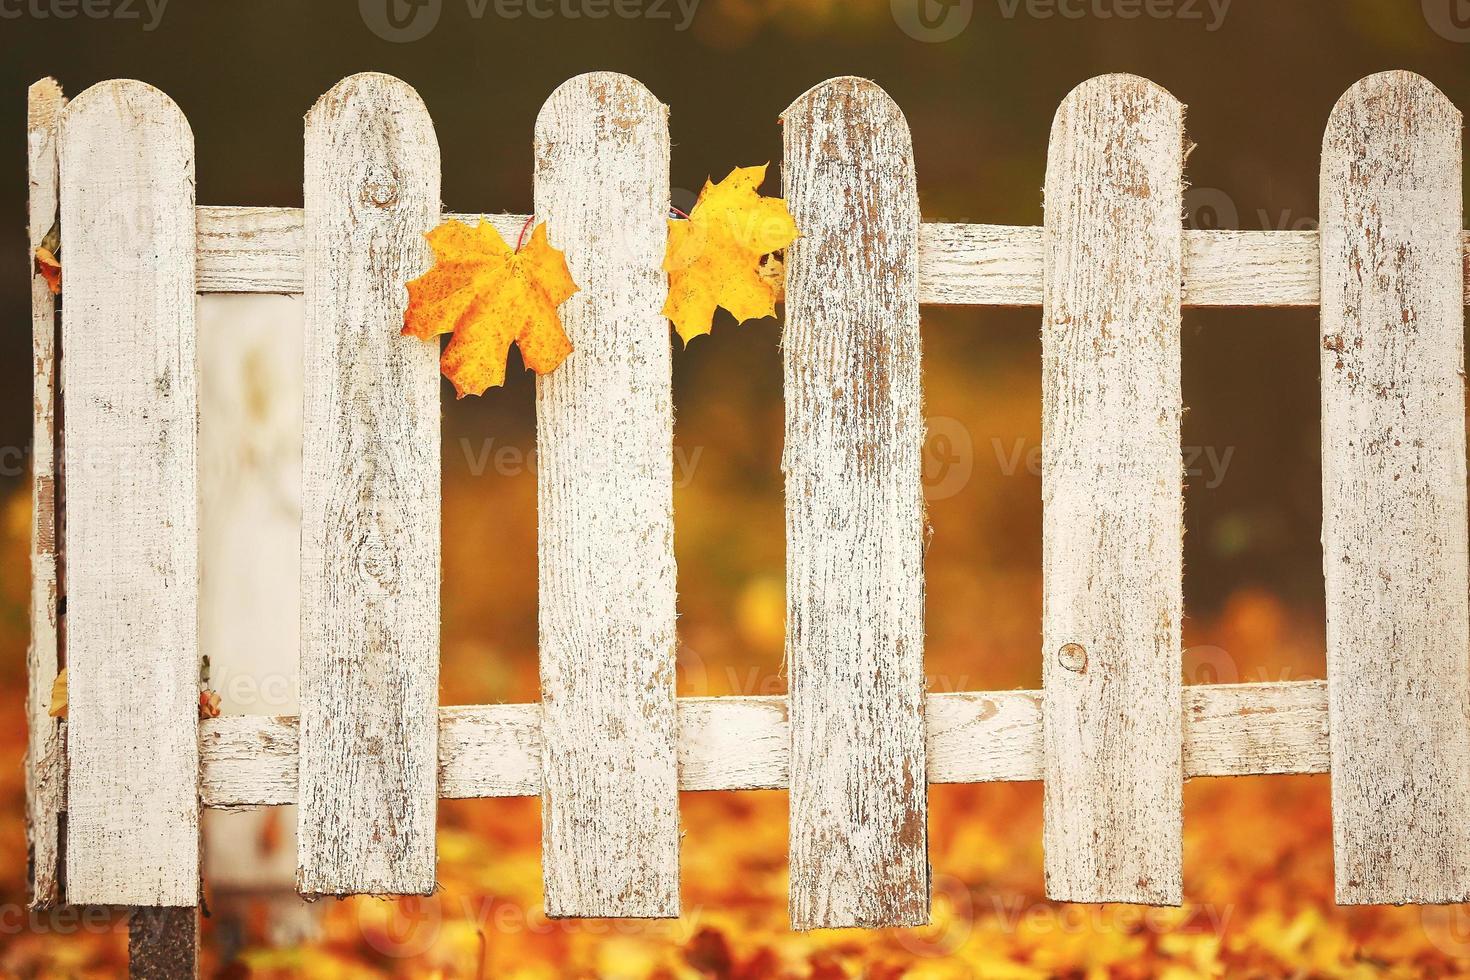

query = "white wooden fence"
[{"left": 26, "top": 68, "right": 1470, "bottom": 938}]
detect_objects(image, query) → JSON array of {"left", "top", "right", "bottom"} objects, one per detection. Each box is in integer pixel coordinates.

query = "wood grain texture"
[
  {"left": 192, "top": 206, "right": 1470, "bottom": 306},
  {"left": 196, "top": 207, "right": 525, "bottom": 294},
  {"left": 297, "top": 73, "right": 441, "bottom": 897},
  {"left": 1319, "top": 71, "right": 1470, "bottom": 905},
  {"left": 1041, "top": 74, "right": 1185, "bottom": 906},
  {"left": 1181, "top": 230, "right": 1320, "bottom": 307},
  {"left": 439, "top": 704, "right": 542, "bottom": 798},
  {"left": 193, "top": 682, "right": 1331, "bottom": 808},
  {"left": 200, "top": 715, "right": 300, "bottom": 809},
  {"left": 927, "top": 692, "right": 1044, "bottom": 784},
  {"left": 533, "top": 72, "right": 680, "bottom": 919},
  {"left": 27, "top": 77, "right": 65, "bottom": 910},
  {"left": 1183, "top": 682, "right": 1329, "bottom": 778},
  {"left": 196, "top": 207, "right": 305, "bottom": 294},
  {"left": 59, "top": 79, "right": 200, "bottom": 907},
  {"left": 782, "top": 77, "right": 929, "bottom": 930}
]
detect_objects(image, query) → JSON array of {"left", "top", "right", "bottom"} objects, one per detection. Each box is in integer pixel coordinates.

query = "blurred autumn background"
[{"left": 5, "top": 1, "right": 1470, "bottom": 976}]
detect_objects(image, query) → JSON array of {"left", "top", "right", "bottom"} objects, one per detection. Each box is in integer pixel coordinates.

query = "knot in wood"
[
  {"left": 1058, "top": 643, "right": 1088, "bottom": 673},
  {"left": 359, "top": 164, "right": 400, "bottom": 208}
]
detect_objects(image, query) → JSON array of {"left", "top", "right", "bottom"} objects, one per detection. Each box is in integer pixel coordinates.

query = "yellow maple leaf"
[
  {"left": 663, "top": 165, "right": 798, "bottom": 344},
  {"left": 403, "top": 218, "right": 578, "bottom": 398},
  {"left": 48, "top": 667, "right": 66, "bottom": 719}
]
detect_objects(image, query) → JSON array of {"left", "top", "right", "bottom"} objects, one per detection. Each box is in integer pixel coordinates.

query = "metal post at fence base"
[{"left": 128, "top": 907, "right": 199, "bottom": 980}]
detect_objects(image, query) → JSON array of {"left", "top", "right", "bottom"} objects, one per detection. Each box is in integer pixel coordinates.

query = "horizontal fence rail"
[
  {"left": 27, "top": 66, "right": 1470, "bottom": 945},
  {"left": 168, "top": 680, "right": 1333, "bottom": 806},
  {"left": 195, "top": 206, "right": 1470, "bottom": 305}
]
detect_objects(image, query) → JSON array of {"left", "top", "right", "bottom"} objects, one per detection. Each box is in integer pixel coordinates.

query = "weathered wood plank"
[
  {"left": 782, "top": 76, "right": 929, "bottom": 930},
  {"left": 1320, "top": 71, "right": 1470, "bottom": 905},
  {"left": 533, "top": 72, "right": 680, "bottom": 919},
  {"left": 27, "top": 76, "right": 65, "bottom": 911},
  {"left": 59, "top": 79, "right": 200, "bottom": 907},
  {"left": 927, "top": 691, "right": 1044, "bottom": 784},
  {"left": 297, "top": 72, "right": 441, "bottom": 897},
  {"left": 1041, "top": 74, "right": 1185, "bottom": 906},
  {"left": 193, "top": 682, "right": 1332, "bottom": 807},
  {"left": 192, "top": 207, "right": 1470, "bottom": 306},
  {"left": 1183, "top": 681, "right": 1329, "bottom": 777},
  {"left": 1181, "top": 230, "right": 1321, "bottom": 307}
]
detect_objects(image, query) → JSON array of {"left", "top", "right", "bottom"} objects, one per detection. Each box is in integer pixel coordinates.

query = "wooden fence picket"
[
  {"left": 297, "top": 73, "right": 441, "bottom": 897},
  {"left": 533, "top": 72, "right": 681, "bottom": 919},
  {"left": 59, "top": 80, "right": 200, "bottom": 907},
  {"left": 1041, "top": 74, "right": 1185, "bottom": 906},
  {"left": 1319, "top": 71, "right": 1470, "bottom": 905},
  {"left": 26, "top": 77, "right": 64, "bottom": 910},
  {"left": 781, "top": 77, "right": 929, "bottom": 930}
]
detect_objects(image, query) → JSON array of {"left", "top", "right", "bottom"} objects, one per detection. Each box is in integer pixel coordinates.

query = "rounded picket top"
[
  {"left": 62, "top": 78, "right": 194, "bottom": 164},
  {"left": 304, "top": 72, "right": 440, "bottom": 231},
  {"left": 781, "top": 75, "right": 913, "bottom": 146},
  {"left": 306, "top": 72, "right": 439, "bottom": 154},
  {"left": 1324, "top": 70, "right": 1461, "bottom": 152},
  {"left": 308, "top": 70, "right": 434, "bottom": 118},
  {"left": 1049, "top": 73, "right": 1183, "bottom": 147},
  {"left": 533, "top": 71, "right": 667, "bottom": 149},
  {"left": 60, "top": 80, "right": 196, "bottom": 280}
]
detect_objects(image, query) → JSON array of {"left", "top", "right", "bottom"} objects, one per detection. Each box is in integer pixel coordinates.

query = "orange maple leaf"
[
  {"left": 663, "top": 164, "right": 798, "bottom": 344},
  {"left": 403, "top": 219, "right": 578, "bottom": 398},
  {"left": 34, "top": 245, "right": 60, "bottom": 295}
]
